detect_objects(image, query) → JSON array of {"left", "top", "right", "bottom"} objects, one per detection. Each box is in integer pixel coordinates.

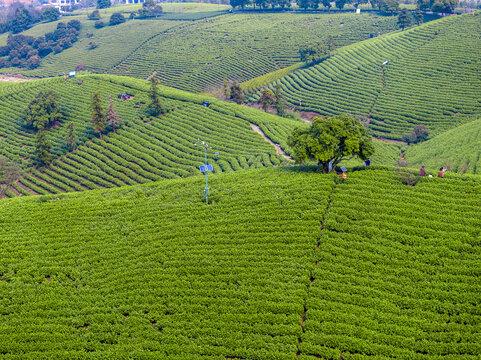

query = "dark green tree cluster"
[
  {"left": 299, "top": 36, "right": 335, "bottom": 64},
  {"left": 288, "top": 114, "right": 374, "bottom": 173},
  {"left": 418, "top": 0, "right": 458, "bottom": 13},
  {"left": 229, "top": 81, "right": 244, "bottom": 104},
  {"left": 109, "top": 13, "right": 126, "bottom": 26},
  {"left": 397, "top": 8, "right": 413, "bottom": 30},
  {"left": 231, "top": 0, "right": 290, "bottom": 9},
  {"left": 0, "top": 4, "right": 44, "bottom": 35},
  {"left": 24, "top": 90, "right": 63, "bottom": 167},
  {"left": 97, "top": 0, "right": 111, "bottom": 9},
  {"left": 137, "top": 0, "right": 163, "bottom": 18},
  {"left": 259, "top": 84, "right": 287, "bottom": 116},
  {"left": 0, "top": 20, "right": 81, "bottom": 69},
  {"left": 403, "top": 124, "right": 429, "bottom": 144},
  {"left": 24, "top": 90, "right": 63, "bottom": 131},
  {"left": 41, "top": 7, "right": 60, "bottom": 22}
]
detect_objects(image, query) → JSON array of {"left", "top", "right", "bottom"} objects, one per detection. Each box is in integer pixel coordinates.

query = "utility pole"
[{"left": 195, "top": 139, "right": 213, "bottom": 204}]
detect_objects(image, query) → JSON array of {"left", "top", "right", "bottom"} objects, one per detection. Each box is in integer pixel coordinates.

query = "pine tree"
[
  {"left": 35, "top": 130, "right": 52, "bottom": 167},
  {"left": 106, "top": 95, "right": 122, "bottom": 133},
  {"left": 148, "top": 78, "right": 165, "bottom": 117},
  {"left": 91, "top": 92, "right": 106, "bottom": 139},
  {"left": 273, "top": 84, "right": 287, "bottom": 117},
  {"left": 65, "top": 122, "right": 77, "bottom": 151}
]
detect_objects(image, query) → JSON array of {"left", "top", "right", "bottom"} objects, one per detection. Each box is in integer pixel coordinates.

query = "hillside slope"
[
  {"left": 0, "top": 167, "right": 480, "bottom": 359},
  {"left": 0, "top": 75, "right": 299, "bottom": 197},
  {"left": 404, "top": 114, "right": 481, "bottom": 174},
  {"left": 248, "top": 13, "right": 481, "bottom": 140},
  {"left": 1, "top": 12, "right": 399, "bottom": 92}
]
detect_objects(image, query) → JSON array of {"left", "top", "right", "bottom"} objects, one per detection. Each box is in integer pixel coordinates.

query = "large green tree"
[
  {"left": 398, "top": 9, "right": 413, "bottom": 30},
  {"left": 379, "top": 0, "right": 400, "bottom": 14},
  {"left": 10, "top": 8, "right": 32, "bottom": 34},
  {"left": 24, "top": 90, "right": 63, "bottom": 131},
  {"left": 42, "top": 7, "right": 60, "bottom": 22},
  {"left": 287, "top": 114, "right": 374, "bottom": 173}
]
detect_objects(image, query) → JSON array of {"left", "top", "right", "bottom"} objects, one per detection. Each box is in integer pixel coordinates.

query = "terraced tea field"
[
  {"left": 248, "top": 13, "right": 481, "bottom": 140},
  {"left": 1, "top": 167, "right": 479, "bottom": 359},
  {"left": 112, "top": 13, "right": 398, "bottom": 92},
  {"left": 0, "top": 75, "right": 299, "bottom": 197},
  {"left": 405, "top": 114, "right": 481, "bottom": 174},
  {"left": 1, "top": 12, "right": 399, "bottom": 93}
]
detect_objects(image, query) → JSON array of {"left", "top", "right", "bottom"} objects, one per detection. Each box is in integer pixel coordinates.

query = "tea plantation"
[
  {"left": 0, "top": 167, "right": 479, "bottom": 359},
  {"left": 0, "top": 75, "right": 302, "bottom": 197},
  {"left": 1, "top": 12, "right": 399, "bottom": 93},
  {"left": 405, "top": 114, "right": 481, "bottom": 174},
  {"left": 248, "top": 12, "right": 481, "bottom": 140}
]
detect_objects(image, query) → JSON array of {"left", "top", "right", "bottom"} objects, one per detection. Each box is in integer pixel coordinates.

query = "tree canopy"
[
  {"left": 397, "top": 9, "right": 413, "bottom": 30},
  {"left": 287, "top": 114, "right": 374, "bottom": 173},
  {"left": 24, "top": 90, "right": 63, "bottom": 131}
]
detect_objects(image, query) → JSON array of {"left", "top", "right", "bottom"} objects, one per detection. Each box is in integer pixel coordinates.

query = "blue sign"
[{"left": 199, "top": 165, "right": 213, "bottom": 172}]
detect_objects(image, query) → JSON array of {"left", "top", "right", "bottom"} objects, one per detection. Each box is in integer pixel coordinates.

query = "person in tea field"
[
  {"left": 438, "top": 167, "right": 446, "bottom": 178},
  {"left": 419, "top": 166, "right": 426, "bottom": 177}
]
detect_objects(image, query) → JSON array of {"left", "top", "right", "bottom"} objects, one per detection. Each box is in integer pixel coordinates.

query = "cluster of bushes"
[
  {"left": 88, "top": 0, "right": 162, "bottom": 29},
  {"left": 0, "top": 20, "right": 81, "bottom": 69}
]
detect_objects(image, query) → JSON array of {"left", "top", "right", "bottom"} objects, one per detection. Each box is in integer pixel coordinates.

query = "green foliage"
[
  {"left": 24, "top": 90, "right": 63, "bottom": 131},
  {"left": 109, "top": 12, "right": 125, "bottom": 26},
  {"left": 379, "top": 0, "right": 400, "bottom": 13},
  {"left": 248, "top": 14, "right": 481, "bottom": 140},
  {"left": 230, "top": 81, "right": 244, "bottom": 104},
  {"left": 91, "top": 92, "right": 106, "bottom": 138},
  {"left": 398, "top": 8, "right": 413, "bottom": 30},
  {"left": 402, "top": 124, "right": 429, "bottom": 144},
  {"left": 273, "top": 84, "right": 286, "bottom": 117},
  {"left": 231, "top": 0, "right": 251, "bottom": 9},
  {"left": 34, "top": 130, "right": 52, "bottom": 167},
  {"left": 41, "top": 7, "right": 60, "bottom": 22},
  {"left": 10, "top": 8, "right": 32, "bottom": 34},
  {"left": 414, "top": 8, "right": 424, "bottom": 25},
  {"left": 147, "top": 77, "right": 165, "bottom": 116},
  {"left": 88, "top": 9, "right": 101, "bottom": 20},
  {"left": 97, "top": 0, "right": 111, "bottom": 9},
  {"left": 259, "top": 89, "right": 274, "bottom": 112},
  {"left": 138, "top": 0, "right": 163, "bottom": 18},
  {"left": 405, "top": 114, "right": 481, "bottom": 174},
  {"left": 299, "top": 41, "right": 331, "bottom": 64},
  {"left": 287, "top": 114, "right": 374, "bottom": 172},
  {"left": 106, "top": 95, "right": 122, "bottom": 132},
  {"left": 0, "top": 168, "right": 480, "bottom": 356},
  {"left": 64, "top": 122, "right": 77, "bottom": 151}
]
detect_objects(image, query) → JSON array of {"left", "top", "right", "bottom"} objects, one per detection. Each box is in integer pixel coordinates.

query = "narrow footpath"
[
  {"left": 249, "top": 123, "right": 293, "bottom": 161},
  {"left": 296, "top": 177, "right": 339, "bottom": 357}
]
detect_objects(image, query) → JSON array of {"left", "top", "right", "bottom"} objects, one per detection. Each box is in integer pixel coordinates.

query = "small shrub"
[
  {"left": 109, "top": 13, "right": 125, "bottom": 26},
  {"left": 88, "top": 41, "right": 99, "bottom": 49},
  {"left": 94, "top": 21, "right": 104, "bottom": 29},
  {"left": 398, "top": 168, "right": 420, "bottom": 186},
  {"left": 88, "top": 9, "right": 101, "bottom": 20}
]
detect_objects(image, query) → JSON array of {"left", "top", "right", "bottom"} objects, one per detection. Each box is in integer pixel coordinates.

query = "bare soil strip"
[{"left": 249, "top": 123, "right": 293, "bottom": 161}]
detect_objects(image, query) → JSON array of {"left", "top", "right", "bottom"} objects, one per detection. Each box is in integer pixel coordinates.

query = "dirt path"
[
  {"left": 146, "top": 71, "right": 157, "bottom": 81},
  {"left": 374, "top": 136, "right": 407, "bottom": 145},
  {"left": 0, "top": 75, "right": 29, "bottom": 82},
  {"left": 249, "top": 123, "right": 293, "bottom": 161}
]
